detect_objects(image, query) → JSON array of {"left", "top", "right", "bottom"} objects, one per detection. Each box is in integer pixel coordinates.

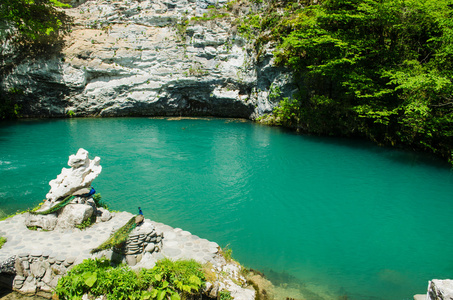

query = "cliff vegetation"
[{"left": 246, "top": 0, "right": 453, "bottom": 163}]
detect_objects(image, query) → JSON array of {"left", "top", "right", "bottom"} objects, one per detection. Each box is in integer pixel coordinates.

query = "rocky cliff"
[{"left": 1, "top": 0, "right": 296, "bottom": 118}]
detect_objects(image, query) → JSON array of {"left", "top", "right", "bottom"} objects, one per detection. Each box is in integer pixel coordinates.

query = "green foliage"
[
  {"left": 93, "top": 193, "right": 109, "bottom": 210},
  {"left": 0, "top": 236, "right": 7, "bottom": 249},
  {"left": 191, "top": 6, "right": 230, "bottom": 22},
  {"left": 272, "top": 98, "right": 301, "bottom": 128},
  {"left": 90, "top": 216, "right": 137, "bottom": 254},
  {"left": 243, "top": 0, "right": 453, "bottom": 163},
  {"left": 54, "top": 258, "right": 205, "bottom": 300},
  {"left": 54, "top": 258, "right": 143, "bottom": 300},
  {"left": 219, "top": 245, "right": 233, "bottom": 262},
  {"left": 0, "top": 0, "right": 71, "bottom": 44},
  {"left": 0, "top": 89, "right": 22, "bottom": 120},
  {"left": 139, "top": 258, "right": 205, "bottom": 299},
  {"left": 219, "top": 290, "right": 234, "bottom": 300},
  {"left": 173, "top": 18, "right": 189, "bottom": 42},
  {"left": 30, "top": 195, "right": 75, "bottom": 215},
  {"left": 67, "top": 110, "right": 75, "bottom": 117},
  {"left": 75, "top": 216, "right": 96, "bottom": 230}
]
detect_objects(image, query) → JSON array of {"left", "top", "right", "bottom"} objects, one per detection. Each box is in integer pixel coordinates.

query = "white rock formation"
[
  {"left": 1, "top": 0, "right": 296, "bottom": 119},
  {"left": 427, "top": 279, "right": 453, "bottom": 300},
  {"left": 46, "top": 148, "right": 102, "bottom": 202}
]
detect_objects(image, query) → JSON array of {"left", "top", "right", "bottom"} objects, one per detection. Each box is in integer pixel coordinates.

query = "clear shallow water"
[{"left": 1, "top": 118, "right": 453, "bottom": 300}]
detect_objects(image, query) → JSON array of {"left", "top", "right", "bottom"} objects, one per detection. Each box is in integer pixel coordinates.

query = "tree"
[
  {"left": 249, "top": 0, "right": 453, "bottom": 162},
  {"left": 0, "top": 0, "right": 71, "bottom": 119}
]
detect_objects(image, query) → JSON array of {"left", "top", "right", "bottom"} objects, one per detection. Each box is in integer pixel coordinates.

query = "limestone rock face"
[
  {"left": 1, "top": 0, "right": 297, "bottom": 119},
  {"left": 428, "top": 279, "right": 453, "bottom": 300},
  {"left": 46, "top": 148, "right": 102, "bottom": 202}
]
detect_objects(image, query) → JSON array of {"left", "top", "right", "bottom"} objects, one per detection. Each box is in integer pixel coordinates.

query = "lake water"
[{"left": 1, "top": 118, "right": 452, "bottom": 300}]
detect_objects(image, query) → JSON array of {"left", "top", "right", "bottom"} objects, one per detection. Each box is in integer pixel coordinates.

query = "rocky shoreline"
[
  {"left": 1, "top": 149, "right": 452, "bottom": 300},
  {"left": 0, "top": 211, "right": 254, "bottom": 299},
  {"left": 0, "top": 148, "right": 256, "bottom": 299}
]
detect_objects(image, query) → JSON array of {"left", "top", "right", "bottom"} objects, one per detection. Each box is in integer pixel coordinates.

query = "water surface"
[{"left": 1, "top": 118, "right": 452, "bottom": 300}]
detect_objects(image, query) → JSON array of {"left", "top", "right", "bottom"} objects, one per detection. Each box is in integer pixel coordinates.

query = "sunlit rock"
[
  {"left": 46, "top": 148, "right": 102, "bottom": 203},
  {"left": 427, "top": 279, "right": 453, "bottom": 300}
]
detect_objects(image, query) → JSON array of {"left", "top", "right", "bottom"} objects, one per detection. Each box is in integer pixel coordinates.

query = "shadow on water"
[
  {"left": 279, "top": 127, "right": 451, "bottom": 169},
  {"left": 260, "top": 268, "right": 387, "bottom": 300}
]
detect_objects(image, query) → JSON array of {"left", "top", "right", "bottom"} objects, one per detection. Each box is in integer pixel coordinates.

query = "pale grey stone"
[
  {"left": 428, "top": 279, "right": 453, "bottom": 300},
  {"left": 20, "top": 277, "right": 37, "bottom": 294},
  {"left": 30, "top": 261, "right": 49, "bottom": 278},
  {"left": 57, "top": 204, "right": 94, "bottom": 229},
  {"left": 49, "top": 275, "right": 62, "bottom": 288},
  {"left": 1, "top": 0, "right": 296, "bottom": 121},
  {"left": 66, "top": 257, "right": 76, "bottom": 264},
  {"left": 164, "top": 248, "right": 181, "bottom": 257},
  {"left": 145, "top": 244, "right": 156, "bottom": 253},
  {"left": 42, "top": 268, "right": 53, "bottom": 284},
  {"left": 25, "top": 214, "right": 58, "bottom": 231},
  {"left": 98, "top": 207, "right": 112, "bottom": 222},
  {"left": 125, "top": 255, "right": 137, "bottom": 266}
]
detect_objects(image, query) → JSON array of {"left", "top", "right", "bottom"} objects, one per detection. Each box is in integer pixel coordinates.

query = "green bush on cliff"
[
  {"left": 241, "top": 0, "right": 453, "bottom": 163},
  {"left": 0, "top": 0, "right": 71, "bottom": 44},
  {"left": 0, "top": 236, "right": 6, "bottom": 249},
  {"left": 54, "top": 258, "right": 205, "bottom": 300}
]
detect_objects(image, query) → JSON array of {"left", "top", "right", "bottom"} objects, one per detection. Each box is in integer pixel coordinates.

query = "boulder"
[
  {"left": 25, "top": 213, "right": 58, "bottom": 231},
  {"left": 428, "top": 279, "right": 453, "bottom": 300},
  {"left": 56, "top": 204, "right": 94, "bottom": 229},
  {"left": 97, "top": 207, "right": 112, "bottom": 222}
]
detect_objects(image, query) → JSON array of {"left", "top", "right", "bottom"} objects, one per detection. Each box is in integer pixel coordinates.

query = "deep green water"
[{"left": 1, "top": 118, "right": 453, "bottom": 300}]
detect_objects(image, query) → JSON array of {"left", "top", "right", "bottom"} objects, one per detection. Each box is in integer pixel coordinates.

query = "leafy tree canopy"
[
  {"left": 0, "top": 0, "right": 71, "bottom": 43},
  {"left": 0, "top": 0, "right": 71, "bottom": 120},
  {"left": 241, "top": 0, "right": 453, "bottom": 163}
]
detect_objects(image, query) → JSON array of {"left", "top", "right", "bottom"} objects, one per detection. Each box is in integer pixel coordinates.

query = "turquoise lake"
[{"left": 1, "top": 118, "right": 453, "bottom": 299}]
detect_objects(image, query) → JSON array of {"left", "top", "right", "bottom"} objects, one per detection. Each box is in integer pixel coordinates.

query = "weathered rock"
[
  {"left": 56, "top": 203, "right": 94, "bottom": 229},
  {"left": 145, "top": 243, "right": 155, "bottom": 253},
  {"left": 428, "top": 279, "right": 453, "bottom": 300},
  {"left": 20, "top": 276, "right": 37, "bottom": 294},
  {"left": 30, "top": 260, "right": 49, "bottom": 279},
  {"left": 97, "top": 207, "right": 112, "bottom": 222},
  {"left": 1, "top": 0, "right": 297, "bottom": 120},
  {"left": 45, "top": 148, "right": 102, "bottom": 203},
  {"left": 24, "top": 213, "right": 58, "bottom": 231},
  {"left": 125, "top": 255, "right": 137, "bottom": 266}
]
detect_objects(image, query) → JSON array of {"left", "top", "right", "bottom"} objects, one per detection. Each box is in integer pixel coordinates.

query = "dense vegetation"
[
  {"left": 0, "top": 0, "right": 71, "bottom": 119},
  {"left": 55, "top": 258, "right": 206, "bottom": 300},
  {"left": 241, "top": 0, "right": 453, "bottom": 163}
]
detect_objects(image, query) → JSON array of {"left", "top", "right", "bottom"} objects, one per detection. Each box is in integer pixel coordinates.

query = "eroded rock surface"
[
  {"left": 46, "top": 148, "right": 101, "bottom": 202},
  {"left": 427, "top": 279, "right": 453, "bottom": 300},
  {"left": 1, "top": 0, "right": 296, "bottom": 118}
]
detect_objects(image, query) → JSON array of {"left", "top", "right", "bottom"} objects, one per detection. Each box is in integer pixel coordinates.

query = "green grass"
[{"left": 0, "top": 237, "right": 6, "bottom": 249}]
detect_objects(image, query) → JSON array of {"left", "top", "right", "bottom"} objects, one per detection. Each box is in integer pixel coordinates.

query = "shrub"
[
  {"left": 54, "top": 258, "right": 206, "bottom": 300},
  {"left": 93, "top": 193, "right": 109, "bottom": 210}
]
